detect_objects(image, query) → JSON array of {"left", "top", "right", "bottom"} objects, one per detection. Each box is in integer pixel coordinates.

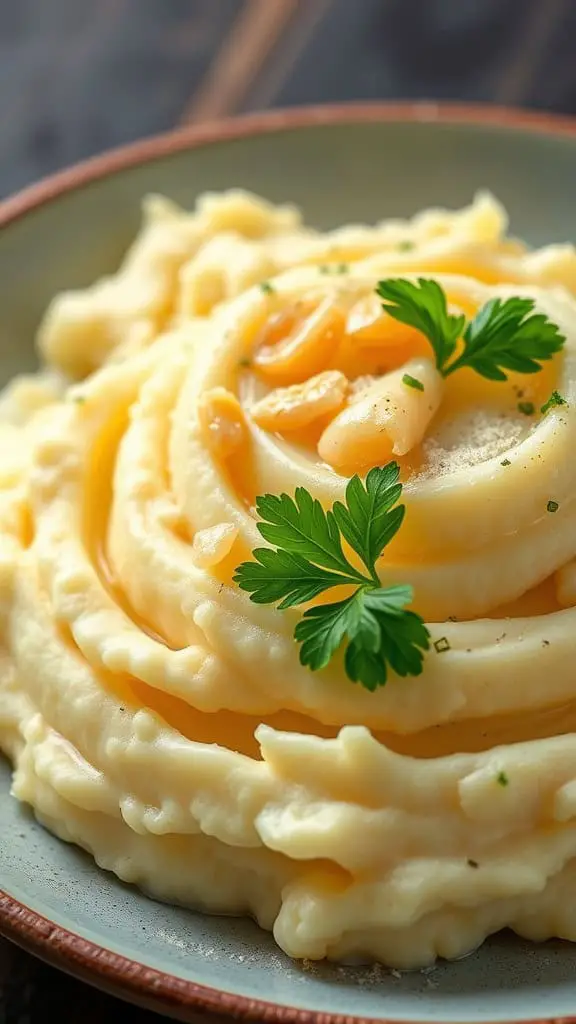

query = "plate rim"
[
  {"left": 3, "top": 99, "right": 576, "bottom": 230},
  {"left": 3, "top": 99, "right": 576, "bottom": 1023}
]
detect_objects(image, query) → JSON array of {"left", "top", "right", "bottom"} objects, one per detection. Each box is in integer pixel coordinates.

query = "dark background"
[
  {"left": 1, "top": 0, "right": 575, "bottom": 1021},
  {"left": 3, "top": 0, "right": 576, "bottom": 199}
]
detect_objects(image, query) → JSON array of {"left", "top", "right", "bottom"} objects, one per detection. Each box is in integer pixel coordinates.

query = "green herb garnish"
[
  {"left": 234, "top": 463, "right": 430, "bottom": 691},
  {"left": 541, "top": 389, "right": 567, "bottom": 415},
  {"left": 260, "top": 281, "right": 275, "bottom": 295},
  {"left": 402, "top": 373, "right": 424, "bottom": 392},
  {"left": 318, "top": 263, "right": 349, "bottom": 275},
  {"left": 433, "top": 637, "right": 450, "bottom": 653},
  {"left": 518, "top": 401, "right": 535, "bottom": 416},
  {"left": 547, "top": 500, "right": 559, "bottom": 513},
  {"left": 376, "top": 278, "right": 565, "bottom": 382},
  {"left": 496, "top": 771, "right": 509, "bottom": 787},
  {"left": 501, "top": 458, "right": 511, "bottom": 467},
  {"left": 397, "top": 240, "right": 415, "bottom": 252}
]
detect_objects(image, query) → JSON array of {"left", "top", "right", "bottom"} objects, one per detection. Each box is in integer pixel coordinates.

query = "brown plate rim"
[
  {"left": 3, "top": 100, "right": 576, "bottom": 1023},
  {"left": 3, "top": 100, "right": 576, "bottom": 229}
]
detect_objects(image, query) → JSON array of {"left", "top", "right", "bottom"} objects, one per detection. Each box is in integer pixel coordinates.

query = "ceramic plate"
[{"left": 2, "top": 103, "right": 576, "bottom": 1023}]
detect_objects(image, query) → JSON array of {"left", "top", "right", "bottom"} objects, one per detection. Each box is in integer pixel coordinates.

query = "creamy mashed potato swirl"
[{"left": 3, "top": 190, "right": 576, "bottom": 968}]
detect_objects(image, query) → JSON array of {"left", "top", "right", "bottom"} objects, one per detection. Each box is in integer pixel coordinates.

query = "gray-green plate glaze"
[{"left": 2, "top": 104, "right": 576, "bottom": 1023}]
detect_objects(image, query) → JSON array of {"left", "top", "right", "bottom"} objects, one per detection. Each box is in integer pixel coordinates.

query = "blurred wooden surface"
[{"left": 1, "top": 0, "right": 576, "bottom": 1020}]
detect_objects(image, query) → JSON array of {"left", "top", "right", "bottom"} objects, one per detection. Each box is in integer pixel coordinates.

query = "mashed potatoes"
[{"left": 2, "top": 189, "right": 576, "bottom": 968}]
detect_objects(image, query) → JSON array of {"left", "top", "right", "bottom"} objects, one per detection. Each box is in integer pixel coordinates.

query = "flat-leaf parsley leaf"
[
  {"left": 234, "top": 463, "right": 430, "bottom": 690},
  {"left": 376, "top": 278, "right": 565, "bottom": 382}
]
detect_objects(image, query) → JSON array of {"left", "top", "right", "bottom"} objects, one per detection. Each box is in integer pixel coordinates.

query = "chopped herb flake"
[
  {"left": 496, "top": 771, "right": 509, "bottom": 787},
  {"left": 518, "top": 401, "right": 535, "bottom": 416},
  {"left": 260, "top": 281, "right": 275, "bottom": 295},
  {"left": 397, "top": 240, "right": 415, "bottom": 252},
  {"left": 547, "top": 500, "right": 559, "bottom": 513},
  {"left": 318, "top": 263, "right": 349, "bottom": 275},
  {"left": 541, "top": 389, "right": 567, "bottom": 415},
  {"left": 501, "top": 458, "right": 511, "bottom": 467},
  {"left": 434, "top": 637, "right": 451, "bottom": 653},
  {"left": 467, "top": 859, "right": 479, "bottom": 869},
  {"left": 402, "top": 373, "right": 424, "bottom": 392}
]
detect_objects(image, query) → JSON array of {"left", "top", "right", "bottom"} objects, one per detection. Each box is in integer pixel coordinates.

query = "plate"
[{"left": 2, "top": 103, "right": 576, "bottom": 1023}]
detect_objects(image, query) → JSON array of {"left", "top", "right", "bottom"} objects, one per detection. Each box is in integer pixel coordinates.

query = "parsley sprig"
[
  {"left": 376, "top": 278, "right": 565, "bottom": 382},
  {"left": 234, "top": 463, "right": 430, "bottom": 690}
]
